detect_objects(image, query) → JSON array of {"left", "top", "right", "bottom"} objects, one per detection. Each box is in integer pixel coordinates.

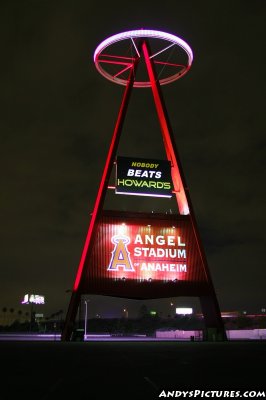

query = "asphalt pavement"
[{"left": 1, "top": 340, "right": 265, "bottom": 399}]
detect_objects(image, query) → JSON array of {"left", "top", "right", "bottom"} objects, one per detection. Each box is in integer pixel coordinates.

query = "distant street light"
[{"left": 84, "top": 300, "right": 89, "bottom": 340}]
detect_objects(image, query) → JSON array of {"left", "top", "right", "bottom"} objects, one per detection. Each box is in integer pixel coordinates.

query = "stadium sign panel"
[
  {"left": 115, "top": 156, "right": 173, "bottom": 198},
  {"left": 83, "top": 211, "right": 209, "bottom": 299},
  {"left": 21, "top": 294, "right": 45, "bottom": 305}
]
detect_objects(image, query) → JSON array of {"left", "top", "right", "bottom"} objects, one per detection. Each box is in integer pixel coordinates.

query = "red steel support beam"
[
  {"left": 142, "top": 40, "right": 226, "bottom": 339},
  {"left": 61, "top": 54, "right": 141, "bottom": 341}
]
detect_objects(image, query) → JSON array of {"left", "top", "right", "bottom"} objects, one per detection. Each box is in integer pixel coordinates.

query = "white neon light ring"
[{"left": 94, "top": 29, "right": 193, "bottom": 88}]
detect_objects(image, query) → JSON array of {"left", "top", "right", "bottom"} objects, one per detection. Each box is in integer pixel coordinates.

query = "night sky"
[{"left": 1, "top": 0, "right": 265, "bottom": 320}]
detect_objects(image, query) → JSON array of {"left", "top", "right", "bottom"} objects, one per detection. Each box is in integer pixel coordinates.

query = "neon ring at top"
[{"left": 94, "top": 29, "right": 193, "bottom": 88}]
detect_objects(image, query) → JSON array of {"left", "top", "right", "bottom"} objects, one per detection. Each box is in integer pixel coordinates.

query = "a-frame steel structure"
[{"left": 61, "top": 31, "right": 226, "bottom": 341}]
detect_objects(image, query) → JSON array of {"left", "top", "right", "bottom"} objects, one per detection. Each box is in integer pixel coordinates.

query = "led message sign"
[
  {"left": 21, "top": 294, "right": 45, "bottom": 305},
  {"left": 176, "top": 307, "right": 193, "bottom": 315},
  {"left": 115, "top": 156, "right": 173, "bottom": 198}
]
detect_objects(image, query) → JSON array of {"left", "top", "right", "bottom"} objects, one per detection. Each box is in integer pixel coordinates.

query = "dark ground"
[{"left": 1, "top": 340, "right": 265, "bottom": 399}]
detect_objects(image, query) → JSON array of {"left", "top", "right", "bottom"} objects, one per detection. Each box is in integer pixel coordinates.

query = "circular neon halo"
[{"left": 94, "top": 29, "right": 193, "bottom": 87}]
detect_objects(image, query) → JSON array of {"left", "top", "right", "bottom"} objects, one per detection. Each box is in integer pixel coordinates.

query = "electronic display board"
[{"left": 116, "top": 156, "right": 173, "bottom": 198}]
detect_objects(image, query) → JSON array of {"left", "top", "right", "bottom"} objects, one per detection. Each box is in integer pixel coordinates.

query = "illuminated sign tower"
[{"left": 61, "top": 29, "right": 226, "bottom": 341}]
